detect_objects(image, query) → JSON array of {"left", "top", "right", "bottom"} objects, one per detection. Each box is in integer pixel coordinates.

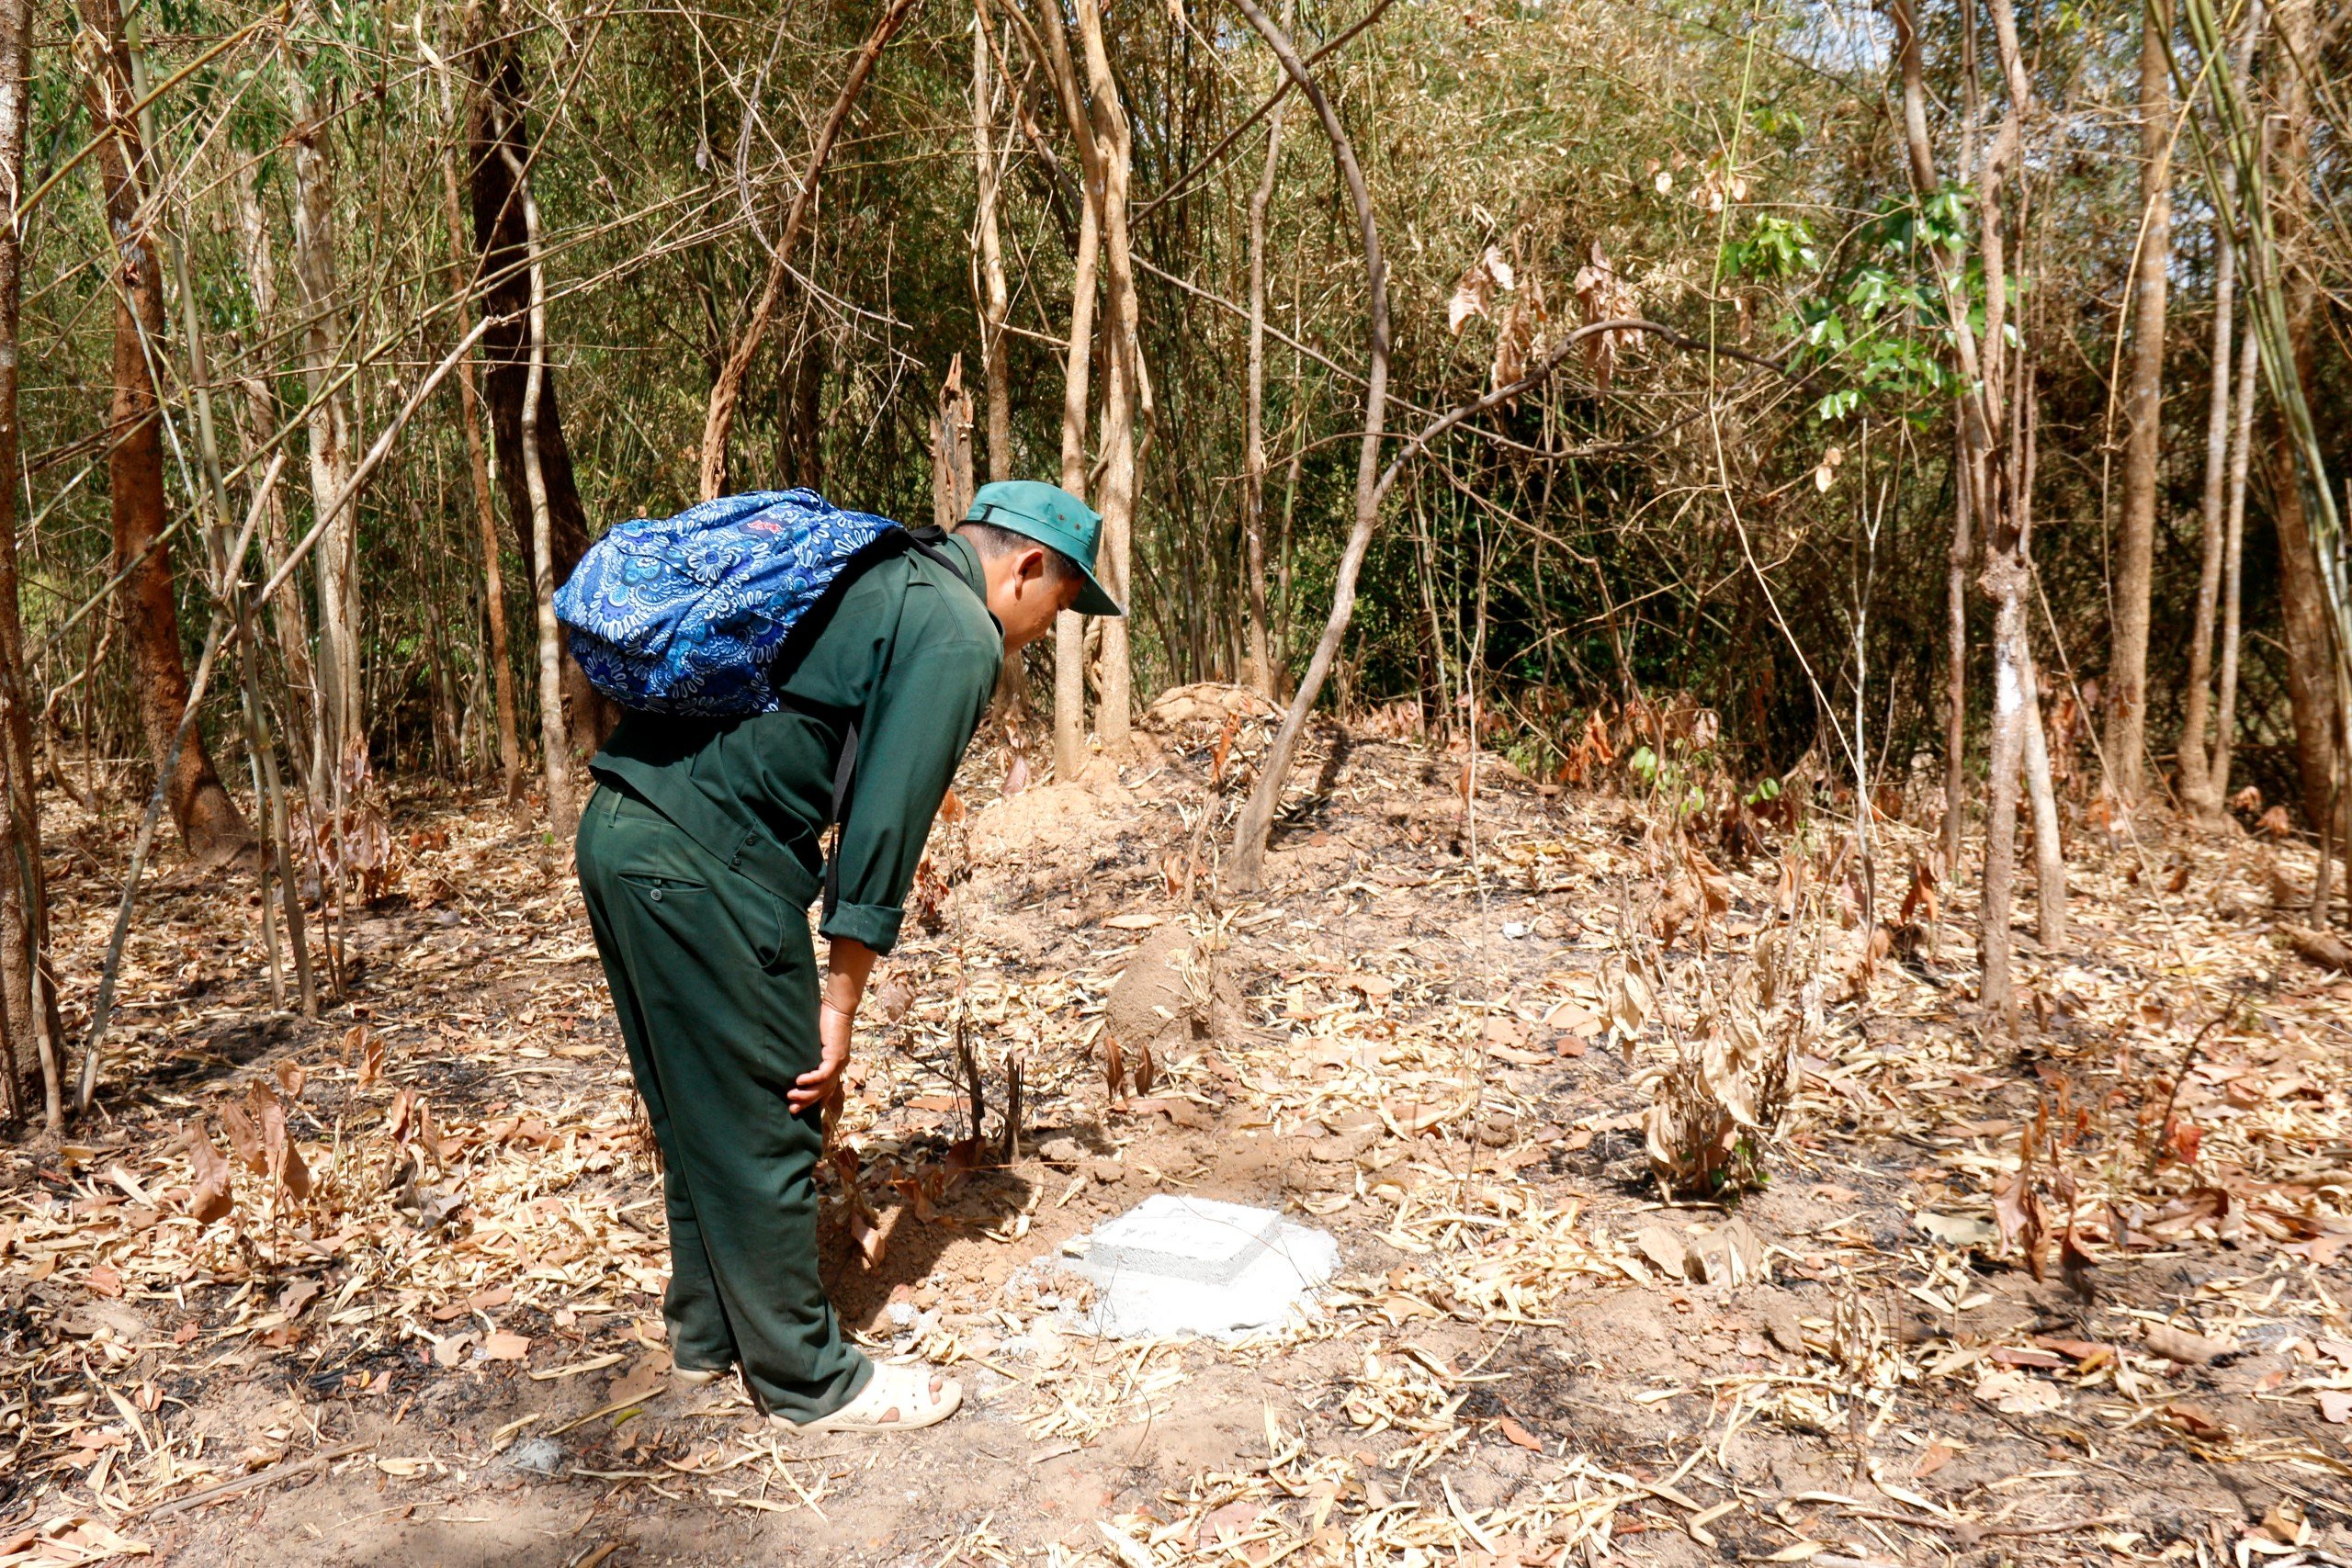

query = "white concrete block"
[{"left": 1060, "top": 1195, "right": 1339, "bottom": 1340}]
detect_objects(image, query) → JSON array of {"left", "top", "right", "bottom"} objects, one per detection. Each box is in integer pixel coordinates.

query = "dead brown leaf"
[
  {"left": 187, "top": 1134, "right": 234, "bottom": 1224},
  {"left": 2143, "top": 1321, "right": 2234, "bottom": 1365}
]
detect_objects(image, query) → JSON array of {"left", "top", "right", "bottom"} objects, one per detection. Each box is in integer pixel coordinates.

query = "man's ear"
[{"left": 1016, "top": 545, "right": 1051, "bottom": 588}]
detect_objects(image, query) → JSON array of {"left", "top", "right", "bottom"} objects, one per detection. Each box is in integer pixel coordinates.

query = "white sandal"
[{"left": 797, "top": 1360, "right": 962, "bottom": 1432}]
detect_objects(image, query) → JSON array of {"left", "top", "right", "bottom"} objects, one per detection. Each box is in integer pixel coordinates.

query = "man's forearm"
[{"left": 823, "top": 937, "right": 877, "bottom": 1018}]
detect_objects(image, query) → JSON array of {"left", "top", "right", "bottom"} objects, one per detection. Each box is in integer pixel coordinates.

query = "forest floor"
[{"left": 6, "top": 689, "right": 2352, "bottom": 1568}]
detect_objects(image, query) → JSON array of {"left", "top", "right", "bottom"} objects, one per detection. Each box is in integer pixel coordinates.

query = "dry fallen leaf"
[
  {"left": 2143, "top": 1320, "right": 2234, "bottom": 1366},
  {"left": 1913, "top": 1439, "right": 1957, "bottom": 1478},
  {"left": 608, "top": 1352, "right": 673, "bottom": 1405},
  {"left": 1973, "top": 1367, "right": 2063, "bottom": 1416},
  {"left": 187, "top": 1134, "right": 234, "bottom": 1224}
]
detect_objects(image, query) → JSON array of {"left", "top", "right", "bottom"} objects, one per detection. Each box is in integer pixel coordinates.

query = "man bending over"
[{"left": 575, "top": 481, "right": 1120, "bottom": 1432}]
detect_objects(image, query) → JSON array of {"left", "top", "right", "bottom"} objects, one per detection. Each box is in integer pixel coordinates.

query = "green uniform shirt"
[{"left": 589, "top": 532, "right": 1002, "bottom": 955}]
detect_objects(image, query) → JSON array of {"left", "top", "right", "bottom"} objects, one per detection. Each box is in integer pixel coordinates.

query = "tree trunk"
[
  {"left": 2178, "top": 139, "right": 2242, "bottom": 824},
  {"left": 2106, "top": 0, "right": 2173, "bottom": 807},
  {"left": 2019, "top": 649, "right": 2065, "bottom": 947},
  {"left": 1074, "top": 0, "right": 1137, "bottom": 750},
  {"left": 503, "top": 140, "right": 574, "bottom": 839},
  {"left": 165, "top": 166, "right": 315, "bottom": 1021},
  {"left": 1902, "top": 0, "right": 1979, "bottom": 883},
  {"left": 2269, "top": 443, "right": 2337, "bottom": 824},
  {"left": 973, "top": 0, "right": 1012, "bottom": 488},
  {"left": 1982, "top": 555, "right": 2030, "bottom": 1011},
  {"left": 230, "top": 164, "right": 319, "bottom": 767},
  {"left": 288, "top": 77, "right": 364, "bottom": 787},
  {"left": 1943, "top": 451, "right": 1972, "bottom": 874},
  {"left": 932, "top": 360, "right": 976, "bottom": 525},
  {"left": 436, "top": 64, "right": 522, "bottom": 805},
  {"left": 1044, "top": 5, "right": 1102, "bottom": 783},
  {"left": 464, "top": 0, "right": 617, "bottom": 756},
  {"left": 2262, "top": 0, "right": 2340, "bottom": 836},
  {"left": 1893, "top": 0, "right": 2036, "bottom": 1003},
  {"left": 970, "top": 8, "right": 1028, "bottom": 719},
  {"left": 1242, "top": 64, "right": 1289, "bottom": 701},
  {"left": 0, "top": 0, "right": 60, "bottom": 1125},
  {"left": 82, "top": 0, "right": 249, "bottom": 866},
  {"left": 2014, "top": 375, "right": 2064, "bottom": 949},
  {"left": 2212, "top": 282, "right": 2259, "bottom": 813}
]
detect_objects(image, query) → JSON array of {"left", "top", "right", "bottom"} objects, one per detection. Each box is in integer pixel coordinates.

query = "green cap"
[{"left": 962, "top": 480, "right": 1124, "bottom": 617}]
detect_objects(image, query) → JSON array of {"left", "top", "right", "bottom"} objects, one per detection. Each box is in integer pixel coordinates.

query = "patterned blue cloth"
[{"left": 555, "top": 490, "right": 905, "bottom": 716}]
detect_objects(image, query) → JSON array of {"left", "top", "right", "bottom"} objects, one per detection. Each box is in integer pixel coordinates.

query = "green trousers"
[{"left": 575, "top": 784, "right": 872, "bottom": 1422}]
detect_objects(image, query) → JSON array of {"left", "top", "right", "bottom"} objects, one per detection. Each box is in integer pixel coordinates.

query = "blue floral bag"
[{"left": 555, "top": 490, "right": 910, "bottom": 717}]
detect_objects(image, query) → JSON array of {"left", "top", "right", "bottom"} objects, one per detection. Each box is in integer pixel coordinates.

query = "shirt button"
[{"left": 649, "top": 888, "right": 664, "bottom": 903}]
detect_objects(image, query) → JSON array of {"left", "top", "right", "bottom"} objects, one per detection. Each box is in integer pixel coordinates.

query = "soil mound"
[
  {"left": 1139, "top": 682, "right": 1282, "bottom": 737},
  {"left": 1104, "top": 922, "right": 1250, "bottom": 1059},
  {"left": 968, "top": 775, "right": 1140, "bottom": 868}
]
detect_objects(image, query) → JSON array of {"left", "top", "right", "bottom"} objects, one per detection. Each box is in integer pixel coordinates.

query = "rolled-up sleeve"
[{"left": 819, "top": 627, "right": 1001, "bottom": 954}]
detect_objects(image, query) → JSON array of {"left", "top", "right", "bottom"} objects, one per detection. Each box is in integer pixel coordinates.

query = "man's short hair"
[{"left": 957, "top": 521, "right": 1081, "bottom": 588}]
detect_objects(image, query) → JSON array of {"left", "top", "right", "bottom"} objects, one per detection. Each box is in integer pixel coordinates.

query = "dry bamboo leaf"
[
  {"left": 187, "top": 1134, "right": 234, "bottom": 1224},
  {"left": 2143, "top": 1321, "right": 2234, "bottom": 1365},
  {"left": 219, "top": 1102, "right": 266, "bottom": 1175},
  {"left": 1447, "top": 246, "right": 1515, "bottom": 335}
]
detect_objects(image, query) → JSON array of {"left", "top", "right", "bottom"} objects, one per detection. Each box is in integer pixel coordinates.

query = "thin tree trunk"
[
  {"left": 1893, "top": 0, "right": 2033, "bottom": 1003},
  {"left": 437, "top": 66, "right": 522, "bottom": 805},
  {"left": 1074, "top": 0, "right": 1136, "bottom": 750},
  {"left": 973, "top": 0, "right": 1012, "bottom": 488},
  {"left": 1983, "top": 562, "right": 2030, "bottom": 1009},
  {"left": 224, "top": 187, "right": 321, "bottom": 1013},
  {"left": 1241, "top": 62, "right": 1290, "bottom": 701},
  {"left": 288, "top": 74, "right": 363, "bottom": 788},
  {"left": 2261, "top": 0, "right": 2340, "bottom": 837},
  {"left": 503, "top": 141, "right": 573, "bottom": 839},
  {"left": 0, "top": 0, "right": 59, "bottom": 1125},
  {"left": 2015, "top": 373, "right": 2064, "bottom": 949},
  {"left": 2107, "top": 0, "right": 2174, "bottom": 806},
  {"left": 696, "top": 0, "right": 922, "bottom": 501},
  {"left": 971, "top": 8, "right": 1027, "bottom": 719},
  {"left": 1047, "top": 37, "right": 1101, "bottom": 783},
  {"left": 1944, "top": 453, "right": 1972, "bottom": 874},
  {"left": 163, "top": 206, "right": 315, "bottom": 1019},
  {"left": 82, "top": 0, "right": 250, "bottom": 866},
  {"left": 1906, "top": 0, "right": 1978, "bottom": 881},
  {"left": 2020, "top": 649, "right": 2065, "bottom": 946},
  {"left": 1227, "top": 0, "right": 1388, "bottom": 889},
  {"left": 464, "top": 1, "right": 617, "bottom": 754},
  {"left": 932, "top": 360, "right": 975, "bottom": 525},
  {"left": 2212, "top": 284, "right": 2259, "bottom": 809},
  {"left": 2179, "top": 167, "right": 2237, "bottom": 821},
  {"left": 230, "top": 166, "right": 319, "bottom": 749}
]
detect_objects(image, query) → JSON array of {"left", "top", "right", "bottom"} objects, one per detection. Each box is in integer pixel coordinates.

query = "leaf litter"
[{"left": 6, "top": 689, "right": 2352, "bottom": 1562}]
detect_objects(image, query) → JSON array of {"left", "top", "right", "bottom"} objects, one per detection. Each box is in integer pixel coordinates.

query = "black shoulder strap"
[{"left": 825, "top": 719, "right": 858, "bottom": 919}]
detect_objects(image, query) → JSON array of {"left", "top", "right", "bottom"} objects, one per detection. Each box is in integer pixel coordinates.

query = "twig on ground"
[{"left": 134, "top": 1439, "right": 369, "bottom": 1520}]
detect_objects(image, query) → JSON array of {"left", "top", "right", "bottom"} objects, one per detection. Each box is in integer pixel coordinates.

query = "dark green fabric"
[
  {"left": 576, "top": 784, "right": 872, "bottom": 1423},
  {"left": 590, "top": 530, "right": 1001, "bottom": 956}
]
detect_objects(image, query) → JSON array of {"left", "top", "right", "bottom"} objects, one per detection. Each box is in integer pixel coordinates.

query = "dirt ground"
[{"left": 6, "top": 689, "right": 2352, "bottom": 1568}]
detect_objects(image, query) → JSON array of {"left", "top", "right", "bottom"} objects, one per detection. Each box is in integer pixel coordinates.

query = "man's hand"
[
  {"left": 793, "top": 937, "right": 877, "bottom": 1115},
  {"left": 790, "top": 998, "right": 854, "bottom": 1114}
]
